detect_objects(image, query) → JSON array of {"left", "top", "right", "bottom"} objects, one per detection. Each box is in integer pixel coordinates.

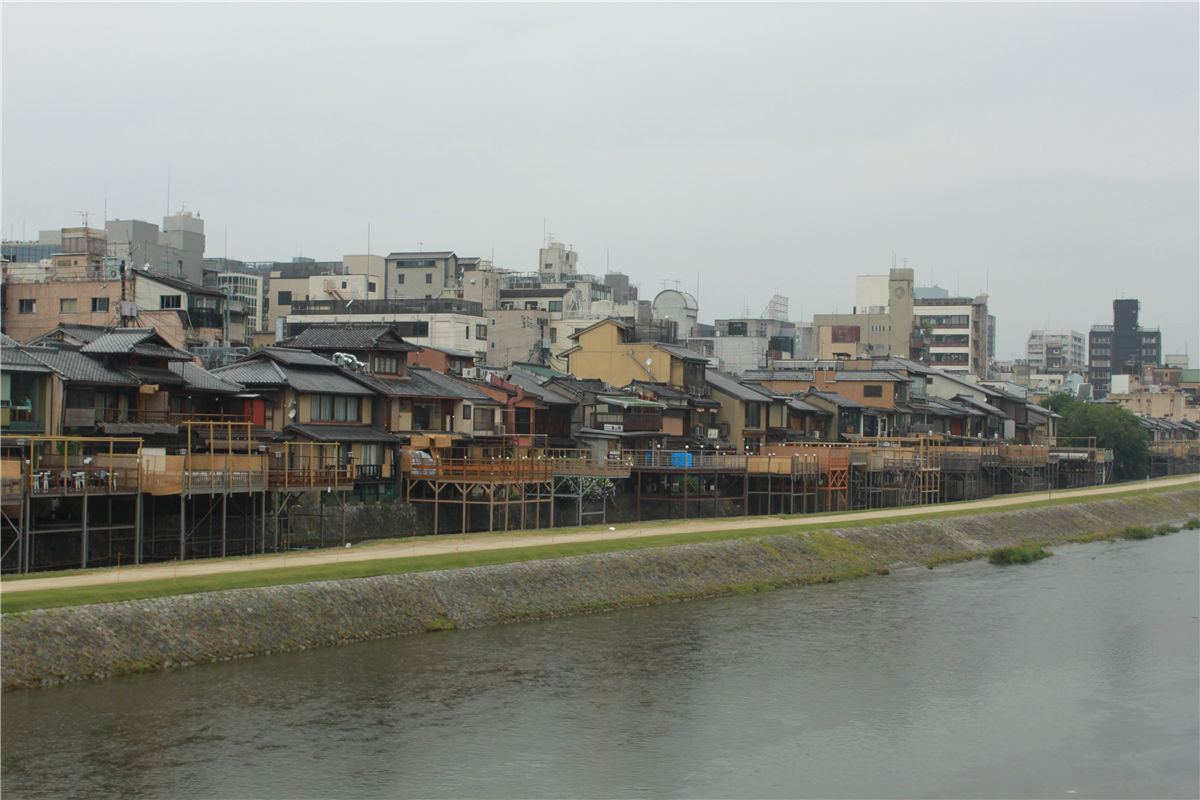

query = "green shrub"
[
  {"left": 1181, "top": 518, "right": 1200, "bottom": 530},
  {"left": 988, "top": 545, "right": 1052, "bottom": 565},
  {"left": 1154, "top": 524, "right": 1179, "bottom": 536},
  {"left": 1119, "top": 526, "right": 1155, "bottom": 540}
]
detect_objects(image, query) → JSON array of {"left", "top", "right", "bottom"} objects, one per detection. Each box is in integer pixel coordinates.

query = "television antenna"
[{"left": 74, "top": 210, "right": 92, "bottom": 228}]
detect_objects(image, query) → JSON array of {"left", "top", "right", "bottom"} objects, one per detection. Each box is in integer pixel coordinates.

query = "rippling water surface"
[{"left": 3, "top": 532, "right": 1197, "bottom": 799}]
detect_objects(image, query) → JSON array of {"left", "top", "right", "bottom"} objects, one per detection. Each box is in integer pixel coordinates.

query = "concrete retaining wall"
[{"left": 3, "top": 488, "right": 1197, "bottom": 690}]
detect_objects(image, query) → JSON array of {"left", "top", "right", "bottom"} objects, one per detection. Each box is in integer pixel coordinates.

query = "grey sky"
[{"left": 4, "top": 3, "right": 1197, "bottom": 361}]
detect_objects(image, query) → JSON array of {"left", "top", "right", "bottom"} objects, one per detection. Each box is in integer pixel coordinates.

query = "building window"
[
  {"left": 277, "top": 290, "right": 292, "bottom": 305},
  {"left": 476, "top": 325, "right": 487, "bottom": 340},
  {"left": 548, "top": 300, "right": 562, "bottom": 312},
  {"left": 368, "top": 282, "right": 376, "bottom": 293},
  {"left": 550, "top": 328, "right": 558, "bottom": 343},
  {"left": 91, "top": 297, "right": 109, "bottom": 312},
  {"left": 396, "top": 274, "right": 405, "bottom": 284},
  {"left": 745, "top": 403, "right": 762, "bottom": 429},
  {"left": 863, "top": 385, "right": 883, "bottom": 398},
  {"left": 374, "top": 356, "right": 400, "bottom": 374},
  {"left": 18, "top": 299, "right": 35, "bottom": 314},
  {"left": 311, "top": 394, "right": 360, "bottom": 422},
  {"left": 425, "top": 273, "right": 433, "bottom": 284},
  {"left": 60, "top": 298, "right": 78, "bottom": 313},
  {"left": 160, "top": 295, "right": 182, "bottom": 309}
]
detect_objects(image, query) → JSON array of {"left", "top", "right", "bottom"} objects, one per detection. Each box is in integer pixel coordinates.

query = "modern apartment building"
[
  {"left": 913, "top": 289, "right": 990, "bottom": 378},
  {"left": 385, "top": 251, "right": 458, "bottom": 300},
  {"left": 1026, "top": 330, "right": 1086, "bottom": 374},
  {"left": 1088, "top": 298, "right": 1161, "bottom": 398},
  {"left": 813, "top": 268, "right": 915, "bottom": 361}
]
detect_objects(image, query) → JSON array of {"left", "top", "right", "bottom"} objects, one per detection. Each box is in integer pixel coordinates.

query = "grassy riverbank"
[{"left": 2, "top": 481, "right": 1194, "bottom": 614}]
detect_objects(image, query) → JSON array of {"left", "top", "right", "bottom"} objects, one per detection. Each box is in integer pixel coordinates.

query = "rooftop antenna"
[
  {"left": 166, "top": 165, "right": 171, "bottom": 217},
  {"left": 74, "top": 210, "right": 91, "bottom": 228}
]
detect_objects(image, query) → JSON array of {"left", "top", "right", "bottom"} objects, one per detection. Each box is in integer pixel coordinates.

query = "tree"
[{"left": 1040, "top": 393, "right": 1149, "bottom": 480}]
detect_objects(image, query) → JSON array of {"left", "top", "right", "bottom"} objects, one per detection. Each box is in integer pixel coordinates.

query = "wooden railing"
[
  {"left": 626, "top": 450, "right": 747, "bottom": 470},
  {"left": 425, "top": 457, "right": 554, "bottom": 481}
]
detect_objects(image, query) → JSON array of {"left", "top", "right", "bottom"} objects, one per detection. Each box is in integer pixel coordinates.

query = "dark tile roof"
[
  {"left": 707, "top": 371, "right": 775, "bottom": 402},
  {"left": 260, "top": 347, "right": 340, "bottom": 367},
  {"left": 279, "top": 324, "right": 418, "bottom": 352},
  {"left": 285, "top": 367, "right": 377, "bottom": 396},
  {"left": 742, "top": 369, "right": 814, "bottom": 382},
  {"left": 27, "top": 348, "right": 140, "bottom": 387},
  {"left": 123, "top": 364, "right": 186, "bottom": 386},
  {"left": 804, "top": 388, "right": 871, "bottom": 410},
  {"left": 284, "top": 424, "right": 400, "bottom": 444},
  {"left": 80, "top": 329, "right": 191, "bottom": 360},
  {"left": 655, "top": 343, "right": 710, "bottom": 363},
  {"left": 384, "top": 367, "right": 495, "bottom": 402},
  {"left": 0, "top": 341, "right": 53, "bottom": 373},
  {"left": 505, "top": 368, "right": 576, "bottom": 405},
  {"left": 169, "top": 362, "right": 245, "bottom": 394},
  {"left": 211, "top": 359, "right": 288, "bottom": 387}
]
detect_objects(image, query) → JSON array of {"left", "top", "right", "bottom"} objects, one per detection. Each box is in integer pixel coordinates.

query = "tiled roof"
[
  {"left": 506, "top": 369, "right": 576, "bottom": 405},
  {"left": 384, "top": 367, "right": 494, "bottom": 401},
  {"left": 707, "top": 371, "right": 775, "bottom": 402},
  {"left": 655, "top": 343, "right": 710, "bottom": 362},
  {"left": 27, "top": 348, "right": 140, "bottom": 387},
  {"left": 279, "top": 324, "right": 418, "bottom": 351},
  {"left": 124, "top": 364, "right": 187, "bottom": 386},
  {"left": 211, "top": 359, "right": 288, "bottom": 387},
  {"left": 742, "top": 369, "right": 814, "bottom": 382},
  {"left": 804, "top": 388, "right": 871, "bottom": 410},
  {"left": 285, "top": 367, "right": 376, "bottom": 396},
  {"left": 169, "top": 362, "right": 245, "bottom": 394},
  {"left": 80, "top": 329, "right": 191, "bottom": 361},
  {"left": 284, "top": 424, "right": 401, "bottom": 443},
  {"left": 261, "top": 347, "right": 340, "bottom": 367},
  {"left": 0, "top": 340, "right": 53, "bottom": 373}
]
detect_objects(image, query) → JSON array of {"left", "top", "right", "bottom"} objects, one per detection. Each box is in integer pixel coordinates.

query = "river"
[{"left": 2, "top": 532, "right": 1197, "bottom": 799}]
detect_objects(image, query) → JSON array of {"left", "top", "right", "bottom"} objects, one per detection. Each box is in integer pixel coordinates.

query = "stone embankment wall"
[{"left": 4, "top": 489, "right": 1197, "bottom": 690}]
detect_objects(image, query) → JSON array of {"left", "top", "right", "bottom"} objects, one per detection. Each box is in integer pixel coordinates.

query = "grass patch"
[
  {"left": 1181, "top": 517, "right": 1200, "bottom": 530},
  {"left": 988, "top": 545, "right": 1052, "bottom": 565},
  {"left": 1154, "top": 524, "right": 1179, "bottom": 536},
  {"left": 1119, "top": 525, "right": 1156, "bottom": 540}
]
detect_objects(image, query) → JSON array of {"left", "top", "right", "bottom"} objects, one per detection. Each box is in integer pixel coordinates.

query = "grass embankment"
[
  {"left": 2, "top": 482, "right": 1194, "bottom": 615},
  {"left": 988, "top": 545, "right": 1053, "bottom": 565}
]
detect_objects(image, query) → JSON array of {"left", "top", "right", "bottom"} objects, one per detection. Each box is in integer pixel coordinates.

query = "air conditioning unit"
[
  {"left": 460, "top": 367, "right": 479, "bottom": 380},
  {"left": 494, "top": 423, "right": 506, "bottom": 436}
]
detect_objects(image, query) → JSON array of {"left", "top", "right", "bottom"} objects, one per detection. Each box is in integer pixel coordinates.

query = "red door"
[{"left": 245, "top": 398, "right": 266, "bottom": 426}]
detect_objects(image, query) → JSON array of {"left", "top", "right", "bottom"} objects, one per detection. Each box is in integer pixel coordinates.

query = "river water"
[{"left": 3, "top": 532, "right": 1197, "bottom": 800}]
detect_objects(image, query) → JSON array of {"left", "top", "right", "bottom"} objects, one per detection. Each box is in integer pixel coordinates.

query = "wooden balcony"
[
  {"left": 544, "top": 449, "right": 633, "bottom": 478},
  {"left": 627, "top": 450, "right": 747, "bottom": 470}
]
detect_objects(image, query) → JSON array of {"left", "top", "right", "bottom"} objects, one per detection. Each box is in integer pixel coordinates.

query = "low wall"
[{"left": 3, "top": 488, "right": 1197, "bottom": 690}]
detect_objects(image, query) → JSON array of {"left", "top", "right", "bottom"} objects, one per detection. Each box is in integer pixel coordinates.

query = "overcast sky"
[{"left": 4, "top": 3, "right": 1197, "bottom": 361}]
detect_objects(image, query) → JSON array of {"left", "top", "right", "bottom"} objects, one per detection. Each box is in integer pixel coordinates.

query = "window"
[
  {"left": 311, "top": 395, "right": 360, "bottom": 422},
  {"left": 745, "top": 403, "right": 762, "bottom": 429},
  {"left": 863, "top": 385, "right": 883, "bottom": 398},
  {"left": 548, "top": 300, "right": 562, "bottom": 312},
  {"left": 396, "top": 274, "right": 405, "bottom": 284},
  {"left": 91, "top": 297, "right": 109, "bottom": 312},
  {"left": 160, "top": 295, "right": 182, "bottom": 309},
  {"left": 375, "top": 356, "right": 400, "bottom": 374},
  {"left": 473, "top": 407, "right": 493, "bottom": 432},
  {"left": 550, "top": 328, "right": 558, "bottom": 343},
  {"left": 425, "top": 273, "right": 433, "bottom": 284},
  {"left": 475, "top": 325, "right": 487, "bottom": 340},
  {"left": 367, "top": 282, "right": 376, "bottom": 293},
  {"left": 60, "top": 298, "right": 78, "bottom": 313},
  {"left": 544, "top": 263, "right": 553, "bottom": 270},
  {"left": 465, "top": 326, "right": 471, "bottom": 339},
  {"left": 18, "top": 299, "right": 35, "bottom": 314}
]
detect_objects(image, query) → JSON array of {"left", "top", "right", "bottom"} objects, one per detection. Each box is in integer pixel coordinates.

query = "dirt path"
[{"left": 4, "top": 476, "right": 1197, "bottom": 595}]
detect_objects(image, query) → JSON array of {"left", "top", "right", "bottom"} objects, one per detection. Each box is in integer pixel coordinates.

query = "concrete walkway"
[{"left": 4, "top": 475, "right": 1197, "bottom": 595}]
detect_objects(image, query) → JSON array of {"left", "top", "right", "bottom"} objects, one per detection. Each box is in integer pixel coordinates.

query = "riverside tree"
[{"left": 1042, "top": 392, "right": 1150, "bottom": 481}]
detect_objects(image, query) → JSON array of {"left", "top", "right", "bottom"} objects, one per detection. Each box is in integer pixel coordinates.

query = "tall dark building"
[{"left": 1088, "top": 299, "right": 1161, "bottom": 398}]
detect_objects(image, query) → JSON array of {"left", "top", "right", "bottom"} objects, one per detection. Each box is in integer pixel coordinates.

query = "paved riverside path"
[{"left": 4, "top": 475, "right": 1197, "bottom": 596}]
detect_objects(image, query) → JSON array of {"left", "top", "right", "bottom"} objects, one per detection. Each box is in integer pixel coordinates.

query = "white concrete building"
[{"left": 1026, "top": 329, "right": 1086, "bottom": 374}]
